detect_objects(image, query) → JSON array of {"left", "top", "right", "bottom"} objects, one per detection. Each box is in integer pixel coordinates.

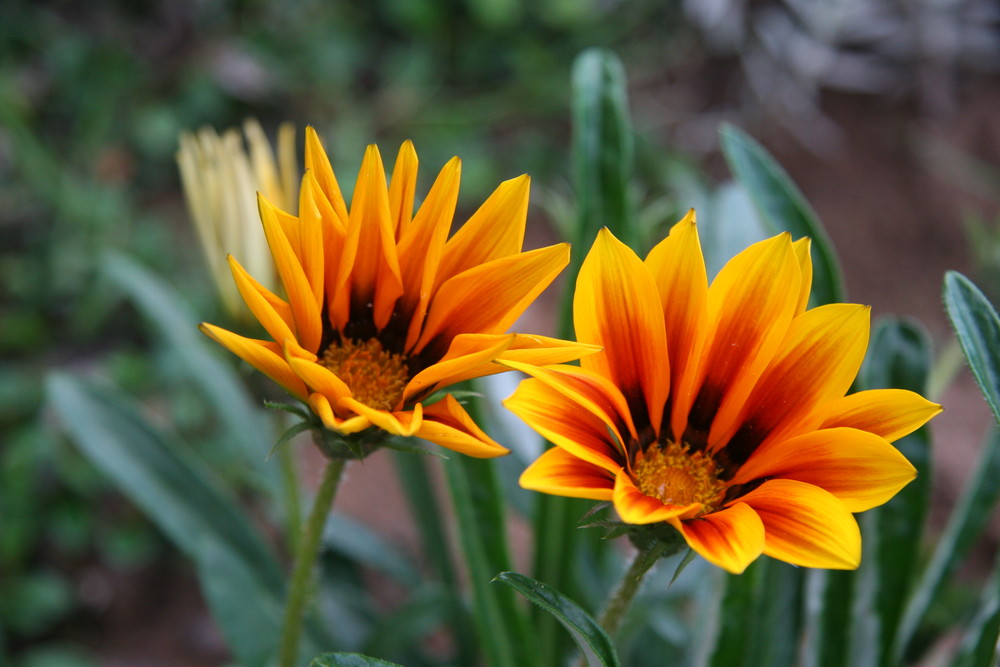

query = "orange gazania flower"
[
  {"left": 509, "top": 213, "right": 941, "bottom": 572},
  {"left": 201, "top": 129, "right": 592, "bottom": 458}
]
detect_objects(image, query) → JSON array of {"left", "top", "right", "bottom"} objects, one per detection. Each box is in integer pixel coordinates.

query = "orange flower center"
[
  {"left": 320, "top": 338, "right": 409, "bottom": 412},
  {"left": 634, "top": 441, "right": 725, "bottom": 511}
]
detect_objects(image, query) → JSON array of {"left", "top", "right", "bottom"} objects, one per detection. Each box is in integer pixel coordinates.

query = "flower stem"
[
  {"left": 277, "top": 456, "right": 346, "bottom": 667},
  {"left": 600, "top": 541, "right": 668, "bottom": 634}
]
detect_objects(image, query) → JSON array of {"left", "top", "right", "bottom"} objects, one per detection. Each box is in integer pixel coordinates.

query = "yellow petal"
[
  {"left": 434, "top": 175, "right": 530, "bottom": 290},
  {"left": 504, "top": 375, "right": 627, "bottom": 475},
  {"left": 792, "top": 237, "right": 813, "bottom": 314},
  {"left": 576, "top": 228, "right": 670, "bottom": 434},
  {"left": 644, "top": 211, "right": 709, "bottom": 442},
  {"left": 672, "top": 502, "right": 765, "bottom": 574},
  {"left": 519, "top": 447, "right": 615, "bottom": 500},
  {"left": 415, "top": 244, "right": 569, "bottom": 353},
  {"left": 338, "top": 396, "right": 423, "bottom": 437},
  {"left": 714, "top": 303, "right": 870, "bottom": 464},
  {"left": 689, "top": 233, "right": 799, "bottom": 453},
  {"left": 388, "top": 140, "right": 418, "bottom": 239},
  {"left": 199, "top": 323, "right": 307, "bottom": 399},
  {"left": 613, "top": 469, "right": 701, "bottom": 524},
  {"left": 304, "top": 126, "right": 349, "bottom": 226},
  {"left": 738, "top": 479, "right": 861, "bottom": 569},
  {"left": 819, "top": 389, "right": 942, "bottom": 442},
  {"left": 309, "top": 393, "right": 370, "bottom": 434},
  {"left": 404, "top": 334, "right": 514, "bottom": 403},
  {"left": 227, "top": 254, "right": 296, "bottom": 345},
  {"left": 415, "top": 394, "right": 509, "bottom": 458},
  {"left": 731, "top": 427, "right": 916, "bottom": 512},
  {"left": 284, "top": 351, "right": 352, "bottom": 403}
]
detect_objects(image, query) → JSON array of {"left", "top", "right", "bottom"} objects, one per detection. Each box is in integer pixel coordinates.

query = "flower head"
[
  {"left": 201, "top": 129, "right": 593, "bottom": 458},
  {"left": 509, "top": 212, "right": 941, "bottom": 572},
  {"left": 178, "top": 119, "right": 298, "bottom": 319}
]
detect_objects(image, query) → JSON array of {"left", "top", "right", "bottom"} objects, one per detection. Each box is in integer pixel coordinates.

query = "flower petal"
[
  {"left": 688, "top": 233, "right": 799, "bottom": 453},
  {"left": 613, "top": 469, "right": 701, "bottom": 524},
  {"left": 304, "top": 126, "right": 349, "bottom": 226},
  {"left": 284, "top": 351, "right": 352, "bottom": 403},
  {"left": 199, "top": 323, "right": 308, "bottom": 399},
  {"left": 737, "top": 479, "right": 861, "bottom": 569},
  {"left": 673, "top": 502, "right": 764, "bottom": 574},
  {"left": 731, "top": 427, "right": 916, "bottom": 512},
  {"left": 715, "top": 303, "right": 870, "bottom": 466},
  {"left": 388, "top": 140, "right": 418, "bottom": 239},
  {"left": 504, "top": 375, "right": 627, "bottom": 475},
  {"left": 227, "top": 254, "right": 296, "bottom": 345},
  {"left": 338, "top": 396, "right": 423, "bottom": 437},
  {"left": 415, "top": 394, "right": 509, "bottom": 458},
  {"left": 519, "top": 447, "right": 615, "bottom": 500},
  {"left": 644, "top": 211, "right": 709, "bottom": 442},
  {"left": 309, "top": 393, "right": 370, "bottom": 434},
  {"left": 819, "top": 389, "right": 942, "bottom": 442},
  {"left": 415, "top": 244, "right": 569, "bottom": 353},
  {"left": 576, "top": 228, "right": 670, "bottom": 434},
  {"left": 403, "top": 334, "right": 515, "bottom": 403},
  {"left": 792, "top": 237, "right": 813, "bottom": 314},
  {"left": 434, "top": 175, "right": 530, "bottom": 289}
]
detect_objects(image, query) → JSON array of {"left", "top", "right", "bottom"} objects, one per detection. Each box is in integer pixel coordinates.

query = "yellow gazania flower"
[
  {"left": 508, "top": 212, "right": 941, "bottom": 573},
  {"left": 200, "top": 129, "right": 593, "bottom": 458},
  {"left": 177, "top": 119, "right": 297, "bottom": 319}
]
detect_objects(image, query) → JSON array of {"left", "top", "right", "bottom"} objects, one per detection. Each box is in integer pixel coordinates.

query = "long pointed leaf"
[
  {"left": 944, "top": 271, "right": 1000, "bottom": 424},
  {"left": 719, "top": 124, "right": 845, "bottom": 305},
  {"left": 311, "top": 654, "right": 405, "bottom": 667},
  {"left": 496, "top": 572, "right": 620, "bottom": 667}
]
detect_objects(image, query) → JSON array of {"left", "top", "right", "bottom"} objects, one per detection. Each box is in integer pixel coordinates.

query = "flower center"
[
  {"left": 320, "top": 338, "right": 409, "bottom": 412},
  {"left": 634, "top": 441, "right": 725, "bottom": 511}
]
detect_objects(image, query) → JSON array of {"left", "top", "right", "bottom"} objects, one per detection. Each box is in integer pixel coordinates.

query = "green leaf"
[
  {"left": 719, "top": 124, "right": 845, "bottom": 306},
  {"left": 310, "top": 653, "right": 405, "bottom": 667},
  {"left": 44, "top": 373, "right": 295, "bottom": 667},
  {"left": 944, "top": 271, "right": 1000, "bottom": 424},
  {"left": 496, "top": 572, "right": 620, "bottom": 667},
  {"left": 571, "top": 47, "right": 634, "bottom": 251}
]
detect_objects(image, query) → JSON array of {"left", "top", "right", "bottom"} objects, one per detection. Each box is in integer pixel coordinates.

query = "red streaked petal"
[
  {"left": 519, "top": 447, "right": 615, "bottom": 500},
  {"left": 200, "top": 323, "right": 308, "bottom": 399},
  {"left": 819, "top": 389, "right": 942, "bottom": 443},
  {"left": 644, "top": 211, "right": 709, "bottom": 441},
  {"left": 434, "top": 175, "right": 530, "bottom": 289},
  {"left": 575, "top": 228, "right": 670, "bottom": 434},
  {"left": 504, "top": 375, "right": 626, "bottom": 475},
  {"left": 673, "top": 502, "right": 764, "bottom": 574},
  {"left": 737, "top": 479, "right": 861, "bottom": 570},
  {"left": 690, "top": 233, "right": 799, "bottom": 452},
  {"left": 731, "top": 427, "right": 916, "bottom": 512},
  {"left": 613, "top": 469, "right": 701, "bottom": 524},
  {"left": 415, "top": 394, "right": 509, "bottom": 458}
]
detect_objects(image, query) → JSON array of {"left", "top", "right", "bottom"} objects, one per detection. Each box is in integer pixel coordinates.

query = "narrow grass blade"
[
  {"left": 496, "top": 572, "right": 620, "bottom": 667},
  {"left": 944, "top": 271, "right": 1000, "bottom": 424},
  {"left": 719, "top": 124, "right": 845, "bottom": 305}
]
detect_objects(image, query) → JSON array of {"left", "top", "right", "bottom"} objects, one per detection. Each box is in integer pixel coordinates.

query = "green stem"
[
  {"left": 279, "top": 444, "right": 302, "bottom": 553},
  {"left": 598, "top": 541, "right": 669, "bottom": 636},
  {"left": 278, "top": 456, "right": 346, "bottom": 667}
]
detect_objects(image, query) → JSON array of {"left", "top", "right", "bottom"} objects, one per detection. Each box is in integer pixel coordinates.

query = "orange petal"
[
  {"left": 295, "top": 172, "right": 331, "bottom": 305},
  {"left": 504, "top": 375, "right": 627, "bottom": 475},
  {"left": 338, "top": 397, "right": 423, "bottom": 437},
  {"left": 398, "top": 156, "right": 462, "bottom": 351},
  {"left": 309, "top": 393, "right": 370, "bottom": 435},
  {"left": 575, "top": 228, "right": 670, "bottom": 434},
  {"left": 403, "top": 334, "right": 515, "bottom": 403},
  {"left": 259, "top": 194, "right": 323, "bottom": 352},
  {"left": 228, "top": 255, "right": 296, "bottom": 345},
  {"left": 284, "top": 351, "right": 352, "bottom": 403},
  {"left": 345, "top": 145, "right": 403, "bottom": 331},
  {"left": 731, "top": 427, "right": 916, "bottom": 512},
  {"left": 792, "top": 237, "right": 813, "bottom": 314},
  {"left": 200, "top": 323, "right": 308, "bottom": 399},
  {"left": 644, "top": 211, "right": 709, "bottom": 442},
  {"left": 737, "top": 479, "right": 861, "bottom": 569},
  {"left": 672, "top": 502, "right": 764, "bottom": 574},
  {"left": 613, "top": 469, "right": 701, "bottom": 524},
  {"left": 434, "top": 175, "right": 530, "bottom": 290},
  {"left": 304, "top": 127, "right": 349, "bottom": 226},
  {"left": 415, "top": 394, "right": 508, "bottom": 458},
  {"left": 714, "top": 303, "right": 870, "bottom": 463},
  {"left": 819, "top": 389, "right": 942, "bottom": 442},
  {"left": 519, "top": 447, "right": 615, "bottom": 500},
  {"left": 415, "top": 244, "right": 569, "bottom": 352},
  {"left": 689, "top": 233, "right": 799, "bottom": 453},
  {"left": 388, "top": 141, "right": 418, "bottom": 239}
]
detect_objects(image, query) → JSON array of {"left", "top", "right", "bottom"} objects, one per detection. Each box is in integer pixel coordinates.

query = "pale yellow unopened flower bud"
[{"left": 177, "top": 119, "right": 297, "bottom": 320}]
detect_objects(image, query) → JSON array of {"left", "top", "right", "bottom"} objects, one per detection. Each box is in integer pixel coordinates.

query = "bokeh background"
[{"left": 2, "top": 1, "right": 999, "bottom": 665}]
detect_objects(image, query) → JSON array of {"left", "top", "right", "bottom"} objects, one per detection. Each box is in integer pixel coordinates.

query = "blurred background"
[{"left": 2, "top": 1, "right": 999, "bottom": 665}]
